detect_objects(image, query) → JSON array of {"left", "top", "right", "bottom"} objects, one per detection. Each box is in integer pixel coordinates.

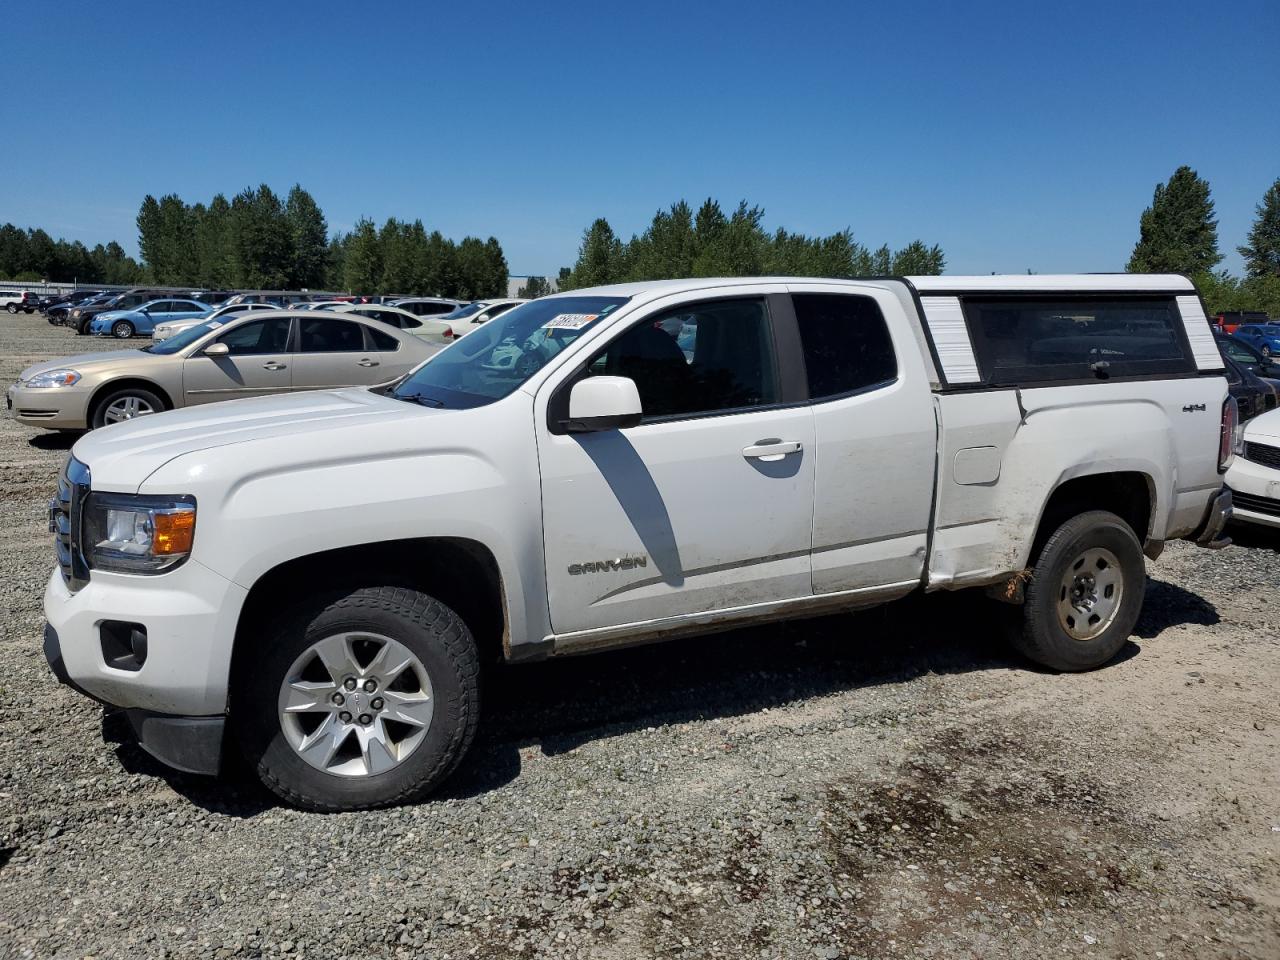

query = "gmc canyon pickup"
[{"left": 41, "top": 274, "right": 1234, "bottom": 810}]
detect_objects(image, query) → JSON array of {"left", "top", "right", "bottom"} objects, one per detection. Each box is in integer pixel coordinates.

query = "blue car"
[
  {"left": 90, "top": 297, "right": 212, "bottom": 339},
  {"left": 1234, "top": 323, "right": 1280, "bottom": 357}
]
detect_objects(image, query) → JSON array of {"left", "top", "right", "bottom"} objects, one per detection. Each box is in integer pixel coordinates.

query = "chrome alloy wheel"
[
  {"left": 277, "top": 632, "right": 434, "bottom": 777},
  {"left": 102, "top": 395, "right": 155, "bottom": 423},
  {"left": 1056, "top": 547, "right": 1123, "bottom": 641}
]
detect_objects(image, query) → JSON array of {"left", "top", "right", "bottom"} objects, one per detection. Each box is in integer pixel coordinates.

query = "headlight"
[
  {"left": 26, "top": 368, "right": 81, "bottom": 388},
  {"left": 83, "top": 493, "right": 196, "bottom": 574}
]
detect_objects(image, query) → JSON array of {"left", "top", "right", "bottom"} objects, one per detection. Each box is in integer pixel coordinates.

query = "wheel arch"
[
  {"left": 87, "top": 377, "right": 175, "bottom": 419},
  {"left": 229, "top": 537, "right": 507, "bottom": 693},
  {"left": 1027, "top": 470, "right": 1156, "bottom": 567}
]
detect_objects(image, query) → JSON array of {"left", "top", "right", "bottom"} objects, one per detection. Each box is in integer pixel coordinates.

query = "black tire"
[
  {"left": 111, "top": 319, "right": 134, "bottom": 339},
  {"left": 89, "top": 385, "right": 166, "bottom": 428},
  {"left": 234, "top": 585, "right": 481, "bottom": 812},
  {"left": 5, "top": 304, "right": 15, "bottom": 314},
  {"left": 1014, "top": 510, "right": 1145, "bottom": 672}
]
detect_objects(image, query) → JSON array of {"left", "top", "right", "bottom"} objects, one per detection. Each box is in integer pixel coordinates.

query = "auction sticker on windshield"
[{"left": 543, "top": 313, "right": 598, "bottom": 330}]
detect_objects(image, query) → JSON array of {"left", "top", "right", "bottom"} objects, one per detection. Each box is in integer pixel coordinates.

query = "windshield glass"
[
  {"left": 392, "top": 296, "right": 629, "bottom": 409},
  {"left": 142, "top": 320, "right": 221, "bottom": 355},
  {"left": 441, "top": 302, "right": 486, "bottom": 321}
]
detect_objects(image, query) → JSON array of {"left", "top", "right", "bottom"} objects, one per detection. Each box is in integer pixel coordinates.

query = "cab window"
[
  {"left": 588, "top": 298, "right": 778, "bottom": 421},
  {"left": 300, "top": 317, "right": 365, "bottom": 352}
]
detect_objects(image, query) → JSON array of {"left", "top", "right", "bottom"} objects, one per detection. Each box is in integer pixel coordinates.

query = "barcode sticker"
[{"left": 543, "top": 313, "right": 598, "bottom": 330}]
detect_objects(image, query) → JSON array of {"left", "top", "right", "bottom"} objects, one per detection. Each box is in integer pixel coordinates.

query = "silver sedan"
[{"left": 7, "top": 309, "right": 439, "bottom": 430}]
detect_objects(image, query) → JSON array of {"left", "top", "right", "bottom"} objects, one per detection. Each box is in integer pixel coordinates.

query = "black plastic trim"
[{"left": 124, "top": 710, "right": 224, "bottom": 776}]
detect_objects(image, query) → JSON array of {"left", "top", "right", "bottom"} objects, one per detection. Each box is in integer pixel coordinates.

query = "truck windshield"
[{"left": 392, "top": 296, "right": 629, "bottom": 409}]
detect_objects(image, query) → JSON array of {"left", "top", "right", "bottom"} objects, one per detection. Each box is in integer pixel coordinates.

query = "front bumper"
[
  {"left": 6, "top": 382, "right": 92, "bottom": 429},
  {"left": 45, "top": 624, "right": 225, "bottom": 775},
  {"left": 43, "top": 559, "right": 248, "bottom": 715},
  {"left": 1225, "top": 456, "right": 1280, "bottom": 529}
]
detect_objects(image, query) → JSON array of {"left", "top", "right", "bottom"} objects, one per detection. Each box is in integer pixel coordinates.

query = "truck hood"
[
  {"left": 18, "top": 350, "right": 154, "bottom": 381},
  {"left": 72, "top": 389, "right": 444, "bottom": 491}
]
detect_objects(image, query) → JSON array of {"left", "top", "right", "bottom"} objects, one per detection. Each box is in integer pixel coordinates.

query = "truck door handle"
[
  {"left": 742, "top": 439, "right": 802, "bottom": 462},
  {"left": 357, "top": 358, "right": 379, "bottom": 367},
  {"left": 262, "top": 361, "right": 287, "bottom": 371}
]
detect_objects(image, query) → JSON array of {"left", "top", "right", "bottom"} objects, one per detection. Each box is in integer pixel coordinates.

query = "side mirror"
[
  {"left": 565, "top": 376, "right": 642, "bottom": 432},
  {"left": 203, "top": 342, "right": 230, "bottom": 357}
]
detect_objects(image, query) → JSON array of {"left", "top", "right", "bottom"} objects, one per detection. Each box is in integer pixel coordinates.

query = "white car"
[
  {"left": 436, "top": 299, "right": 528, "bottom": 338},
  {"left": 392, "top": 297, "right": 465, "bottom": 317},
  {"left": 1, "top": 290, "right": 39, "bottom": 314},
  {"left": 330, "top": 303, "right": 457, "bottom": 345},
  {"left": 42, "top": 274, "right": 1231, "bottom": 811},
  {"left": 152, "top": 303, "right": 277, "bottom": 340},
  {"left": 1224, "top": 407, "right": 1280, "bottom": 527}
]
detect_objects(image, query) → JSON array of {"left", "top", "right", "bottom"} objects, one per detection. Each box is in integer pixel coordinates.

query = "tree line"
[
  {"left": 554, "top": 199, "right": 945, "bottom": 292},
  {"left": 0, "top": 225, "right": 144, "bottom": 285},
  {"left": 1127, "top": 166, "right": 1280, "bottom": 316},
  {"left": 136, "top": 185, "right": 510, "bottom": 299}
]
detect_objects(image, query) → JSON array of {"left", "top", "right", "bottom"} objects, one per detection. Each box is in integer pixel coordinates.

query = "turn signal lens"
[{"left": 153, "top": 510, "right": 196, "bottom": 555}]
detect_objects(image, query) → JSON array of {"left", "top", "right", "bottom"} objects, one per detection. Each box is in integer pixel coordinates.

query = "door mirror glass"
[
  {"left": 203, "top": 341, "right": 230, "bottom": 357},
  {"left": 566, "top": 376, "right": 642, "bottom": 432}
]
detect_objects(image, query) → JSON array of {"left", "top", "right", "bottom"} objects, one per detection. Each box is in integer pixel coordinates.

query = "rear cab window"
[
  {"left": 792, "top": 293, "right": 897, "bottom": 399},
  {"left": 962, "top": 297, "right": 1195, "bottom": 385}
]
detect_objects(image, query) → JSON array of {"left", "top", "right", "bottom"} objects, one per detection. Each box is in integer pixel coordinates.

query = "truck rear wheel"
[
  {"left": 1014, "top": 510, "right": 1145, "bottom": 671},
  {"left": 234, "top": 585, "right": 481, "bottom": 811}
]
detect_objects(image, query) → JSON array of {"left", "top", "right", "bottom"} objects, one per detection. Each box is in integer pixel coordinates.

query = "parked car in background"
[
  {"left": 331, "top": 302, "right": 457, "bottom": 345},
  {"left": 47, "top": 290, "right": 110, "bottom": 326},
  {"left": 435, "top": 298, "right": 528, "bottom": 337},
  {"left": 69, "top": 288, "right": 166, "bottom": 334},
  {"left": 8, "top": 309, "right": 436, "bottom": 430},
  {"left": 2, "top": 290, "right": 41, "bottom": 314},
  {"left": 1223, "top": 354, "right": 1277, "bottom": 421},
  {"left": 392, "top": 297, "right": 464, "bottom": 317},
  {"left": 89, "top": 298, "right": 211, "bottom": 339},
  {"left": 1216, "top": 332, "right": 1280, "bottom": 380},
  {"left": 1233, "top": 323, "right": 1280, "bottom": 357},
  {"left": 1214, "top": 310, "right": 1269, "bottom": 334},
  {"left": 152, "top": 302, "right": 277, "bottom": 340},
  {"left": 1224, "top": 407, "right": 1280, "bottom": 528}
]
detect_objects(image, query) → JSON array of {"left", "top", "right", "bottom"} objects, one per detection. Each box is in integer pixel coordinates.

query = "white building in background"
[{"left": 506, "top": 275, "right": 558, "bottom": 298}]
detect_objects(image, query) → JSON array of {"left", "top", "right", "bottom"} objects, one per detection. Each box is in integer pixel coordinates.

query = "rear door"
[
  {"left": 292, "top": 315, "right": 388, "bottom": 390},
  {"left": 788, "top": 286, "right": 938, "bottom": 594},
  {"left": 181, "top": 315, "right": 294, "bottom": 404}
]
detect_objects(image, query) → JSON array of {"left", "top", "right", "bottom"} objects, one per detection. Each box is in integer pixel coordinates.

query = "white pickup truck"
[{"left": 43, "top": 274, "right": 1234, "bottom": 810}]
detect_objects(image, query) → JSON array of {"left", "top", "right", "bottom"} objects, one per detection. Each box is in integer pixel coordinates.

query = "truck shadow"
[
  {"left": 108, "top": 582, "right": 1217, "bottom": 814},
  {"left": 28, "top": 432, "right": 78, "bottom": 451}
]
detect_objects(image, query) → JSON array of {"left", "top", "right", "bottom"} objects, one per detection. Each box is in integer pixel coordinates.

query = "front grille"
[
  {"left": 51, "top": 457, "right": 91, "bottom": 591},
  {"left": 1228, "top": 489, "right": 1280, "bottom": 518},
  {"left": 1244, "top": 441, "right": 1280, "bottom": 470}
]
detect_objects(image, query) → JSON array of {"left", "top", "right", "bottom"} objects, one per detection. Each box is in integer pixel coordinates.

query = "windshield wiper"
[{"left": 398, "top": 391, "right": 446, "bottom": 408}]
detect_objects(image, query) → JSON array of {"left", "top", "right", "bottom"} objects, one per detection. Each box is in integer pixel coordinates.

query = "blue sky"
[{"left": 3, "top": 0, "right": 1277, "bottom": 277}]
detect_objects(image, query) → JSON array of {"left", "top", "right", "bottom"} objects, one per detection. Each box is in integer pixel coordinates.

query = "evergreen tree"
[
  {"left": 228, "top": 185, "right": 293, "bottom": 288},
  {"left": 379, "top": 218, "right": 416, "bottom": 294},
  {"left": 1239, "top": 177, "right": 1280, "bottom": 279},
  {"left": 517, "top": 276, "right": 552, "bottom": 298},
  {"left": 285, "top": 185, "right": 329, "bottom": 289},
  {"left": 342, "top": 218, "right": 382, "bottom": 293},
  {"left": 891, "top": 240, "right": 946, "bottom": 275},
  {"left": 569, "top": 218, "right": 624, "bottom": 288},
  {"left": 484, "top": 237, "right": 509, "bottom": 298},
  {"left": 1127, "top": 166, "right": 1221, "bottom": 274}
]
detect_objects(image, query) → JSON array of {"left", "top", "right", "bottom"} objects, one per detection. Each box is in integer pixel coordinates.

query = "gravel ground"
[{"left": 0, "top": 313, "right": 1277, "bottom": 960}]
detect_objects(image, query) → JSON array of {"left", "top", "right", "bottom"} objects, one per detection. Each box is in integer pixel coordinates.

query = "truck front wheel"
[
  {"left": 1015, "top": 510, "right": 1145, "bottom": 672},
  {"left": 235, "top": 585, "right": 481, "bottom": 811}
]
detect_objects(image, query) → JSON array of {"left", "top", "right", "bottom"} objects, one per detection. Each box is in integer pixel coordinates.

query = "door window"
[
  {"left": 366, "top": 325, "right": 400, "bottom": 351},
  {"left": 588, "top": 298, "right": 778, "bottom": 420},
  {"left": 793, "top": 293, "right": 897, "bottom": 399},
  {"left": 147, "top": 301, "right": 175, "bottom": 313},
  {"left": 300, "top": 317, "right": 365, "bottom": 352},
  {"left": 217, "top": 317, "right": 292, "bottom": 355}
]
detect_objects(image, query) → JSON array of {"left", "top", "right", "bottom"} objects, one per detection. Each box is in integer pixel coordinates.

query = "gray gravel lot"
[{"left": 0, "top": 313, "right": 1277, "bottom": 959}]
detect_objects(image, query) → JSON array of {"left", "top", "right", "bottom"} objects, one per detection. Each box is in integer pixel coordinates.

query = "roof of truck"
[{"left": 553, "top": 274, "right": 1197, "bottom": 301}]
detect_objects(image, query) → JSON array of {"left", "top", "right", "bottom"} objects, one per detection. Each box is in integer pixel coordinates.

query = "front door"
[
  {"left": 182, "top": 315, "right": 294, "bottom": 404},
  {"left": 537, "top": 292, "right": 816, "bottom": 636}
]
